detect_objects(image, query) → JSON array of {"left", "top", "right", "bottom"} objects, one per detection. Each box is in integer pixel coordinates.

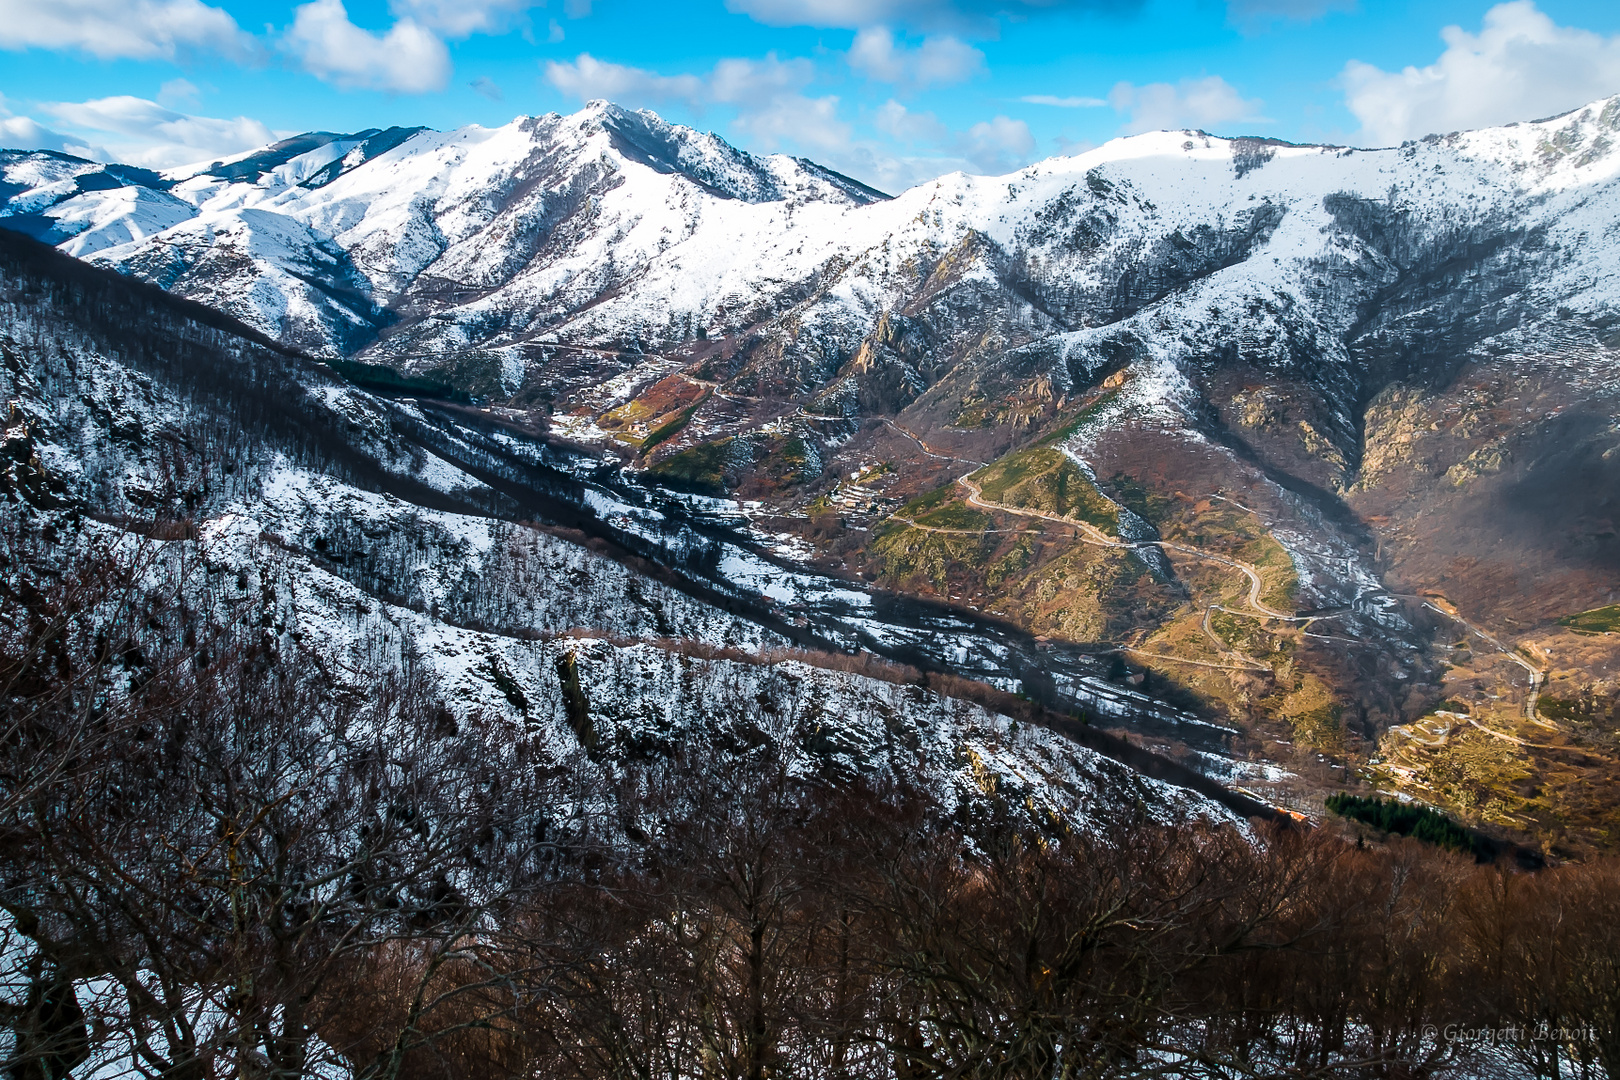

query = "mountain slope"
[
  {"left": 0, "top": 226, "right": 1249, "bottom": 847},
  {"left": 7, "top": 96, "right": 1620, "bottom": 844},
  {"left": 0, "top": 103, "right": 887, "bottom": 362}
]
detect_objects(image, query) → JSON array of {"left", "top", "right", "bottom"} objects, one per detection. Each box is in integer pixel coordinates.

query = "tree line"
[{"left": 5, "top": 532, "right": 1620, "bottom": 1080}]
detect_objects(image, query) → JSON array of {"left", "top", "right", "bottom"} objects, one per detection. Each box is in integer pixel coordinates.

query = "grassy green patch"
[
  {"left": 1537, "top": 696, "right": 1583, "bottom": 724},
  {"left": 1291, "top": 702, "right": 1343, "bottom": 750},
  {"left": 639, "top": 404, "right": 699, "bottom": 452},
  {"left": 648, "top": 438, "right": 733, "bottom": 493},
  {"left": 915, "top": 502, "right": 991, "bottom": 531},
  {"left": 986, "top": 537, "right": 1035, "bottom": 591},
  {"left": 1559, "top": 604, "right": 1620, "bottom": 635},
  {"left": 1156, "top": 500, "right": 1298, "bottom": 612},
  {"left": 1208, "top": 610, "right": 1258, "bottom": 653},
  {"left": 896, "top": 484, "right": 961, "bottom": 517},
  {"left": 1107, "top": 472, "right": 1173, "bottom": 526},
  {"left": 1251, "top": 540, "right": 1299, "bottom": 613},
  {"left": 1325, "top": 794, "right": 1484, "bottom": 857},
  {"left": 751, "top": 434, "right": 814, "bottom": 487},
  {"left": 870, "top": 518, "right": 995, "bottom": 591},
  {"left": 969, "top": 448, "right": 1118, "bottom": 532}
]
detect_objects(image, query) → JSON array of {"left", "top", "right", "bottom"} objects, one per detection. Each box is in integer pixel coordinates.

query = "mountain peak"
[{"left": 550, "top": 99, "right": 887, "bottom": 206}]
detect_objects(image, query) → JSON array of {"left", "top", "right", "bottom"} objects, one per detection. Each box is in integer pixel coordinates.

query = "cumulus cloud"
[
  {"left": 157, "top": 78, "right": 202, "bottom": 108},
  {"left": 42, "top": 95, "right": 276, "bottom": 169},
  {"left": 546, "top": 52, "right": 1037, "bottom": 190},
  {"left": 847, "top": 27, "right": 984, "bottom": 87},
  {"left": 1107, "top": 75, "right": 1267, "bottom": 134},
  {"left": 867, "top": 99, "right": 1033, "bottom": 176},
  {"left": 874, "top": 99, "right": 949, "bottom": 142},
  {"left": 546, "top": 52, "right": 848, "bottom": 153},
  {"left": 545, "top": 52, "right": 819, "bottom": 112},
  {"left": 0, "top": 96, "right": 108, "bottom": 159},
  {"left": 1020, "top": 94, "right": 1107, "bottom": 107},
  {"left": 1342, "top": 1, "right": 1620, "bottom": 146},
  {"left": 544, "top": 53, "right": 706, "bottom": 104},
  {"left": 963, "top": 114, "right": 1034, "bottom": 169},
  {"left": 707, "top": 55, "right": 820, "bottom": 105},
  {"left": 0, "top": 116, "right": 103, "bottom": 158},
  {"left": 733, "top": 94, "right": 851, "bottom": 152},
  {"left": 286, "top": 0, "right": 452, "bottom": 93},
  {"left": 387, "top": 0, "right": 536, "bottom": 38},
  {"left": 0, "top": 0, "right": 251, "bottom": 61},
  {"left": 726, "top": 0, "right": 1123, "bottom": 33}
]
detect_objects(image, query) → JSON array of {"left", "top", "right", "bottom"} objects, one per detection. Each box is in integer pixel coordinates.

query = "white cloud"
[
  {"left": 1107, "top": 75, "right": 1267, "bottom": 134},
  {"left": 157, "top": 78, "right": 201, "bottom": 108},
  {"left": 545, "top": 52, "right": 815, "bottom": 112},
  {"left": 847, "top": 26, "right": 983, "bottom": 87},
  {"left": 733, "top": 94, "right": 851, "bottom": 152},
  {"left": 707, "top": 55, "right": 818, "bottom": 105},
  {"left": 286, "top": 0, "right": 452, "bottom": 93},
  {"left": 470, "top": 76, "right": 503, "bottom": 101},
  {"left": 1342, "top": 1, "right": 1620, "bottom": 146},
  {"left": 1053, "top": 134, "right": 1096, "bottom": 155},
  {"left": 0, "top": 104, "right": 108, "bottom": 160},
  {"left": 824, "top": 142, "right": 969, "bottom": 190},
  {"left": 544, "top": 54, "right": 705, "bottom": 104},
  {"left": 963, "top": 114, "right": 1034, "bottom": 170},
  {"left": 729, "top": 0, "right": 884, "bottom": 24},
  {"left": 874, "top": 99, "right": 949, "bottom": 142},
  {"left": 388, "top": 0, "right": 536, "bottom": 38},
  {"left": 726, "top": 0, "right": 1110, "bottom": 33},
  {"left": 865, "top": 99, "right": 1033, "bottom": 177},
  {"left": 42, "top": 95, "right": 276, "bottom": 169},
  {"left": 1021, "top": 93, "right": 1106, "bottom": 107},
  {"left": 546, "top": 52, "right": 1037, "bottom": 190},
  {"left": 546, "top": 52, "right": 846, "bottom": 152},
  {"left": 0, "top": 0, "right": 251, "bottom": 61},
  {"left": 547, "top": 18, "right": 565, "bottom": 42}
]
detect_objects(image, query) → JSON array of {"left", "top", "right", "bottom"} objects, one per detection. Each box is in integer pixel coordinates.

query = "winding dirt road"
[
  {"left": 878, "top": 418, "right": 987, "bottom": 466},
  {"left": 868, "top": 426, "right": 1373, "bottom": 678},
  {"left": 875, "top": 424, "right": 1549, "bottom": 720},
  {"left": 1417, "top": 600, "right": 1548, "bottom": 723}
]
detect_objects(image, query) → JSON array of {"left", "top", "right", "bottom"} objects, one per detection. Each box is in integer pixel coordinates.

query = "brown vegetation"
[{"left": 7, "top": 534, "right": 1620, "bottom": 1080}]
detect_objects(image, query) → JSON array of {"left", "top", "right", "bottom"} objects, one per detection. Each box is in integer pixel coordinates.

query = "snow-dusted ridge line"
[
  {"left": 4, "top": 223, "right": 1301, "bottom": 826},
  {"left": 3, "top": 92, "right": 1617, "bottom": 370}
]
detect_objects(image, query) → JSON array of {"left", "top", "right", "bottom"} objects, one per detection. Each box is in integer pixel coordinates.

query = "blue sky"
[{"left": 3, "top": 0, "right": 1619, "bottom": 190}]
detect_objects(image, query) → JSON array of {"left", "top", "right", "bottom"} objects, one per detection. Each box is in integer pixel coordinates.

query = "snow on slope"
[
  {"left": 1, "top": 292, "right": 1231, "bottom": 831},
  {"left": 3, "top": 299, "right": 778, "bottom": 651},
  {"left": 0, "top": 104, "right": 888, "bottom": 358},
  {"left": 6, "top": 95, "right": 1617, "bottom": 406}
]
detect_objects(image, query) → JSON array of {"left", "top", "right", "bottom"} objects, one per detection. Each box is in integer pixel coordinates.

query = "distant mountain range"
[{"left": 6, "top": 95, "right": 1620, "bottom": 845}]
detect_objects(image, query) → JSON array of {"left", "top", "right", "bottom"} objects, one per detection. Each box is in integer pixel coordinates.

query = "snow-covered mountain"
[
  {"left": 1, "top": 227, "right": 1257, "bottom": 845},
  {"left": 0, "top": 104, "right": 886, "bottom": 358},
  {"left": 5, "top": 97, "right": 1619, "bottom": 397},
  {"left": 8, "top": 97, "right": 1620, "bottom": 836}
]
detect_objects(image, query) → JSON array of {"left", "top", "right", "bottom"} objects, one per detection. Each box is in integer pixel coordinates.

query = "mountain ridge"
[{"left": 7, "top": 94, "right": 1620, "bottom": 845}]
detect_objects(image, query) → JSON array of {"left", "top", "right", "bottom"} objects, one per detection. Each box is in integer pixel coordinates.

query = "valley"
[{"left": 7, "top": 93, "right": 1620, "bottom": 852}]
